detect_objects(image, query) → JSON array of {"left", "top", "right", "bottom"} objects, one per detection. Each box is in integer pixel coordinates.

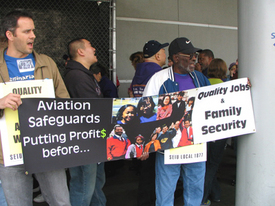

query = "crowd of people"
[{"left": 0, "top": 9, "right": 240, "bottom": 206}]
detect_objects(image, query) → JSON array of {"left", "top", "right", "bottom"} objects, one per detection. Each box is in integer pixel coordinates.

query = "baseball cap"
[
  {"left": 228, "top": 62, "right": 236, "bottom": 71},
  {"left": 135, "top": 134, "right": 144, "bottom": 140},
  {"left": 143, "top": 40, "right": 169, "bottom": 58},
  {"left": 169, "top": 37, "right": 201, "bottom": 57}
]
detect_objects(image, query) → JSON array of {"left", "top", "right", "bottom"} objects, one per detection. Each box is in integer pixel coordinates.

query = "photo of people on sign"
[
  {"left": 125, "top": 134, "right": 145, "bottom": 159},
  {"left": 107, "top": 92, "right": 197, "bottom": 161},
  {"left": 14, "top": 78, "right": 255, "bottom": 173},
  {"left": 138, "top": 96, "right": 158, "bottom": 123},
  {"left": 106, "top": 124, "right": 131, "bottom": 160},
  {"left": 111, "top": 96, "right": 158, "bottom": 124},
  {"left": 163, "top": 88, "right": 205, "bottom": 165}
]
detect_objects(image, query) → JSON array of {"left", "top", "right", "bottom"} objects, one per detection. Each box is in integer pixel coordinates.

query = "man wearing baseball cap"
[
  {"left": 143, "top": 37, "right": 210, "bottom": 206},
  {"left": 131, "top": 40, "right": 169, "bottom": 206},
  {"left": 130, "top": 40, "right": 169, "bottom": 97}
]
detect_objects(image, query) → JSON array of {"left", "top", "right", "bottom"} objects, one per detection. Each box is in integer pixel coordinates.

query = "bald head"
[
  {"left": 67, "top": 38, "right": 97, "bottom": 69},
  {"left": 68, "top": 38, "right": 85, "bottom": 60},
  {"left": 144, "top": 48, "right": 166, "bottom": 67}
]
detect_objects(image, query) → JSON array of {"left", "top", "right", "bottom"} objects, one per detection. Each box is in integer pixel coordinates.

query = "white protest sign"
[
  {"left": 0, "top": 79, "right": 55, "bottom": 166},
  {"left": 192, "top": 78, "right": 256, "bottom": 144}
]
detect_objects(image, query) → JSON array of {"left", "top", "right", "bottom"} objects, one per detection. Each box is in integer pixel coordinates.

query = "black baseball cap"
[
  {"left": 169, "top": 37, "right": 201, "bottom": 57},
  {"left": 143, "top": 40, "right": 169, "bottom": 58}
]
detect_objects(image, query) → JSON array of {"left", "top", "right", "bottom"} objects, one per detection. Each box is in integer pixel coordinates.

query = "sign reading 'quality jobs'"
[
  {"left": 192, "top": 78, "right": 256, "bottom": 144},
  {"left": 17, "top": 78, "right": 255, "bottom": 174},
  {"left": 0, "top": 79, "right": 55, "bottom": 166}
]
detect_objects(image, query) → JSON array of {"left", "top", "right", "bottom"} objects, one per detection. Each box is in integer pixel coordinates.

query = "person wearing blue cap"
[
  {"left": 130, "top": 40, "right": 169, "bottom": 97},
  {"left": 143, "top": 37, "right": 211, "bottom": 206}
]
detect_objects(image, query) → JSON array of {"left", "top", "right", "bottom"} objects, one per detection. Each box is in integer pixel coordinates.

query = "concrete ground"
[{"left": 34, "top": 146, "right": 236, "bottom": 206}]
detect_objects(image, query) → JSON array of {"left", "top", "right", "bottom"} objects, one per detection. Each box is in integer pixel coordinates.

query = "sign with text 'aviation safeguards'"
[{"left": 16, "top": 78, "right": 255, "bottom": 173}]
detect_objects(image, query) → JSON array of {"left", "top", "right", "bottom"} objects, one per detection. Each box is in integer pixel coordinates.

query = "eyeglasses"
[{"left": 177, "top": 53, "right": 199, "bottom": 60}]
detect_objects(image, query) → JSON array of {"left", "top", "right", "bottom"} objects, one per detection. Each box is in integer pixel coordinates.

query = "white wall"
[
  {"left": 116, "top": 0, "right": 238, "bottom": 97},
  {"left": 236, "top": 0, "right": 275, "bottom": 205}
]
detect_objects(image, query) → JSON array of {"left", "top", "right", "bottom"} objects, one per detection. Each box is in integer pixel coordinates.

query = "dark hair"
[
  {"left": 116, "top": 104, "right": 137, "bottom": 121},
  {"left": 159, "top": 94, "right": 172, "bottom": 107},
  {"left": 67, "top": 38, "right": 86, "bottom": 60},
  {"left": 90, "top": 63, "right": 108, "bottom": 77},
  {"left": 161, "top": 124, "right": 168, "bottom": 129},
  {"left": 200, "top": 49, "right": 214, "bottom": 59},
  {"left": 137, "top": 96, "right": 156, "bottom": 116},
  {"left": 178, "top": 91, "right": 184, "bottom": 96},
  {"left": 208, "top": 58, "right": 227, "bottom": 79},
  {"left": 129, "top": 51, "right": 144, "bottom": 69},
  {"left": 187, "top": 97, "right": 195, "bottom": 107},
  {"left": 184, "top": 118, "right": 191, "bottom": 123},
  {"left": 228, "top": 62, "right": 236, "bottom": 71},
  {"left": 2, "top": 10, "right": 33, "bottom": 38},
  {"left": 62, "top": 54, "right": 69, "bottom": 61}
]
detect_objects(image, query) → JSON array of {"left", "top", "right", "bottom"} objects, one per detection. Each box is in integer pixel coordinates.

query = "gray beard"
[{"left": 179, "top": 63, "right": 191, "bottom": 74}]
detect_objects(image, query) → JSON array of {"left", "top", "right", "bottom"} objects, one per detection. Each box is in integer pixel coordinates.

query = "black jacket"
[
  {"left": 171, "top": 100, "right": 186, "bottom": 121},
  {"left": 64, "top": 60, "right": 102, "bottom": 98}
]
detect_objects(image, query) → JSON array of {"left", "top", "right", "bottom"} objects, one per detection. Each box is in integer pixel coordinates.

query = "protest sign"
[
  {"left": 0, "top": 79, "right": 54, "bottom": 166},
  {"left": 165, "top": 143, "right": 206, "bottom": 164},
  {"left": 192, "top": 78, "right": 256, "bottom": 143},
  {"left": 18, "top": 98, "right": 112, "bottom": 173},
  {"left": 17, "top": 78, "right": 256, "bottom": 173}
]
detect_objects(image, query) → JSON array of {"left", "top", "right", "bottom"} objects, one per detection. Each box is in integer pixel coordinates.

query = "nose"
[
  {"left": 30, "top": 31, "right": 36, "bottom": 39},
  {"left": 191, "top": 54, "right": 197, "bottom": 62}
]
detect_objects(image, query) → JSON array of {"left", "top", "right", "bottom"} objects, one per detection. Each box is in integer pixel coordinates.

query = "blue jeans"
[
  {"left": 0, "top": 181, "right": 7, "bottom": 206},
  {"left": 70, "top": 163, "right": 106, "bottom": 206},
  {"left": 0, "top": 164, "right": 71, "bottom": 206},
  {"left": 155, "top": 152, "right": 205, "bottom": 206},
  {"left": 91, "top": 163, "right": 107, "bottom": 206}
]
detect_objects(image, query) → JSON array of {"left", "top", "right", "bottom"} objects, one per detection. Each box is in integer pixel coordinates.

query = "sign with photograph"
[{"left": 17, "top": 78, "right": 255, "bottom": 173}]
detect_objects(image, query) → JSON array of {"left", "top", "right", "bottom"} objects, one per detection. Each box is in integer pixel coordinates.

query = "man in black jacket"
[
  {"left": 64, "top": 38, "right": 106, "bottom": 206},
  {"left": 171, "top": 91, "right": 186, "bottom": 122}
]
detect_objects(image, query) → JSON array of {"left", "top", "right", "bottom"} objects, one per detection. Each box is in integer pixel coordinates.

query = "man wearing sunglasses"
[{"left": 143, "top": 37, "right": 210, "bottom": 206}]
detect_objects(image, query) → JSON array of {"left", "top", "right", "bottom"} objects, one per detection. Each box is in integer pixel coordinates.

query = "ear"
[
  {"left": 6, "top": 30, "right": 14, "bottom": 41},
  {"left": 155, "top": 52, "right": 160, "bottom": 61},
  {"left": 172, "top": 54, "right": 178, "bottom": 63},
  {"left": 77, "top": 48, "right": 85, "bottom": 57}
]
